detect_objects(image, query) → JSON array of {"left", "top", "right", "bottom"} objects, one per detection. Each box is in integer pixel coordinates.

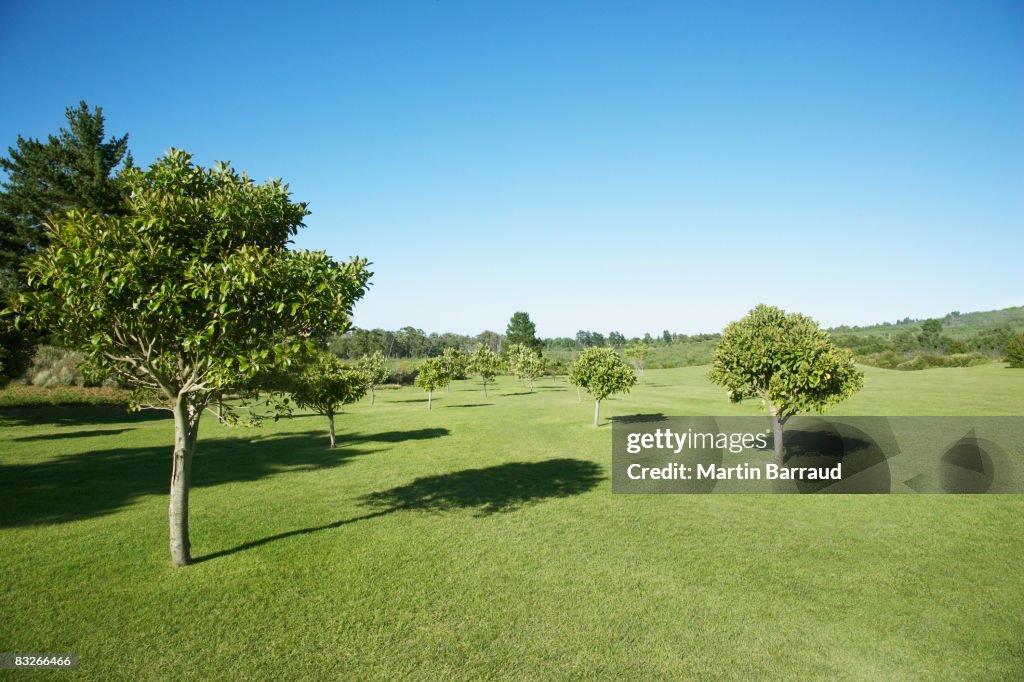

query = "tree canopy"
[
  {"left": 506, "top": 311, "right": 541, "bottom": 352},
  {"left": 707, "top": 304, "right": 863, "bottom": 464},
  {"left": 506, "top": 342, "right": 544, "bottom": 390},
  {"left": 467, "top": 345, "right": 504, "bottom": 397},
  {"left": 1, "top": 101, "right": 132, "bottom": 385},
  {"left": 415, "top": 356, "right": 451, "bottom": 408},
  {"left": 292, "top": 353, "right": 368, "bottom": 447},
  {"left": 17, "top": 148, "right": 372, "bottom": 566},
  {"left": 357, "top": 350, "right": 390, "bottom": 405},
  {"left": 624, "top": 342, "right": 652, "bottom": 379},
  {"left": 568, "top": 347, "right": 637, "bottom": 426},
  {"left": 1005, "top": 332, "right": 1024, "bottom": 368}
]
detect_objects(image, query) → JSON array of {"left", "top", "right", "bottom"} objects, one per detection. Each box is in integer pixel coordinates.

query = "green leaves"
[
  {"left": 18, "top": 151, "right": 372, "bottom": 406},
  {"left": 291, "top": 352, "right": 368, "bottom": 416},
  {"left": 568, "top": 347, "right": 637, "bottom": 401},
  {"left": 467, "top": 345, "right": 504, "bottom": 381},
  {"left": 415, "top": 356, "right": 451, "bottom": 393},
  {"left": 356, "top": 350, "right": 390, "bottom": 386},
  {"left": 505, "top": 343, "right": 544, "bottom": 385},
  {"left": 707, "top": 304, "right": 863, "bottom": 417}
]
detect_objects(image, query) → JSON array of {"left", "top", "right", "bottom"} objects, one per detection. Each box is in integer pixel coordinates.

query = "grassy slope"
[{"left": 1, "top": 364, "right": 1022, "bottom": 680}]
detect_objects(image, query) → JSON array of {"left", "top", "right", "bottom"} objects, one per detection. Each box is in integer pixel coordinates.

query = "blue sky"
[{"left": 1, "top": 1, "right": 1021, "bottom": 337}]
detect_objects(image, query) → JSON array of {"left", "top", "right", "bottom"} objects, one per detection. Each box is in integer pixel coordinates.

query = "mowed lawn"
[{"left": 1, "top": 364, "right": 1022, "bottom": 680}]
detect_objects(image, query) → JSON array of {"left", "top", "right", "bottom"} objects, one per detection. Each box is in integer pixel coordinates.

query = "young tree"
[
  {"left": 506, "top": 311, "right": 542, "bottom": 353},
  {"left": 1, "top": 101, "right": 132, "bottom": 385},
  {"left": 468, "top": 345, "right": 504, "bottom": 397},
  {"left": 624, "top": 342, "right": 652, "bottom": 380},
  {"left": 357, "top": 350, "right": 390, "bottom": 404},
  {"left": 16, "top": 149, "right": 371, "bottom": 567},
  {"left": 568, "top": 347, "right": 637, "bottom": 426},
  {"left": 1005, "top": 332, "right": 1024, "bottom": 368},
  {"left": 291, "top": 353, "right": 368, "bottom": 447},
  {"left": 506, "top": 342, "right": 544, "bottom": 391},
  {"left": 415, "top": 356, "right": 450, "bottom": 408},
  {"left": 439, "top": 346, "right": 468, "bottom": 391},
  {"left": 707, "top": 304, "right": 863, "bottom": 466}
]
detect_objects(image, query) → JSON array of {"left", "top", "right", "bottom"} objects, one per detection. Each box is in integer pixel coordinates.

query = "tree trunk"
[
  {"left": 328, "top": 413, "right": 336, "bottom": 448},
  {"left": 576, "top": 387, "right": 581, "bottom": 402},
  {"left": 427, "top": 389, "right": 432, "bottom": 409},
  {"left": 169, "top": 395, "right": 199, "bottom": 567},
  {"left": 593, "top": 399, "right": 601, "bottom": 427},
  {"left": 483, "top": 379, "right": 488, "bottom": 398},
  {"left": 771, "top": 413, "right": 785, "bottom": 466},
  {"left": 370, "top": 386, "right": 375, "bottom": 406}
]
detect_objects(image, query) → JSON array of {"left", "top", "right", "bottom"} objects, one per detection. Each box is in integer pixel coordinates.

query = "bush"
[
  {"left": 896, "top": 355, "right": 930, "bottom": 371},
  {"left": 387, "top": 360, "right": 420, "bottom": 385},
  {"left": 863, "top": 351, "right": 988, "bottom": 371},
  {"left": 0, "top": 385, "right": 132, "bottom": 408},
  {"left": 24, "top": 345, "right": 121, "bottom": 388},
  {"left": 1003, "top": 333, "right": 1024, "bottom": 368}
]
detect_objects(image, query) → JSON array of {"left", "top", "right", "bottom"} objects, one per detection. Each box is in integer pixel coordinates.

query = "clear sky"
[{"left": 1, "top": 0, "right": 1021, "bottom": 337}]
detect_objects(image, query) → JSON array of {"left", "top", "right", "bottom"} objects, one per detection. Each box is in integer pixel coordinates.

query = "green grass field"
[{"left": 2, "top": 364, "right": 1022, "bottom": 680}]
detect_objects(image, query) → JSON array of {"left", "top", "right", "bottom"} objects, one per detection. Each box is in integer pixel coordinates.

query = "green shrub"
[
  {"left": 387, "top": 360, "right": 420, "bottom": 385},
  {"left": 0, "top": 385, "right": 132, "bottom": 408},
  {"left": 24, "top": 345, "right": 122, "bottom": 388}
]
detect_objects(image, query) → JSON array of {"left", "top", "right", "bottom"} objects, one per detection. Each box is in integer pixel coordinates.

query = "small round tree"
[
  {"left": 357, "top": 350, "right": 390, "bottom": 405},
  {"left": 439, "top": 346, "right": 468, "bottom": 391},
  {"left": 624, "top": 342, "right": 652, "bottom": 380},
  {"left": 291, "top": 353, "right": 368, "bottom": 447},
  {"left": 415, "top": 356, "right": 451, "bottom": 408},
  {"left": 569, "top": 347, "right": 637, "bottom": 426},
  {"left": 707, "top": 304, "right": 863, "bottom": 466},
  {"left": 506, "top": 343, "right": 544, "bottom": 391},
  {"left": 467, "top": 345, "right": 504, "bottom": 397}
]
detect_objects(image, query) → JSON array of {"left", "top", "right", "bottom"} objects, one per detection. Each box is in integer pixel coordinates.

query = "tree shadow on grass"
[
  {"left": 0, "top": 427, "right": 450, "bottom": 529},
  {"left": 614, "top": 413, "right": 667, "bottom": 424},
  {"left": 195, "top": 458, "right": 604, "bottom": 563},
  {"left": 445, "top": 403, "right": 494, "bottom": 409},
  {"left": 334, "top": 428, "right": 450, "bottom": 446},
  {"left": 0, "top": 406, "right": 170, "bottom": 427}
]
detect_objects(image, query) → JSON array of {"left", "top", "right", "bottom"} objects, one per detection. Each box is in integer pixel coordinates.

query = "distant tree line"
[
  {"left": 332, "top": 326, "right": 723, "bottom": 359},
  {"left": 831, "top": 317, "right": 1019, "bottom": 369}
]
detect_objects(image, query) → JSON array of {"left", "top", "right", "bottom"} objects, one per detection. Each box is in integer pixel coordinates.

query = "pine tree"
[{"left": 0, "top": 101, "right": 131, "bottom": 385}]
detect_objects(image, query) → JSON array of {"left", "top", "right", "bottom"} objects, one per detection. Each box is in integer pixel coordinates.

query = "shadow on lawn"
[
  {"left": 0, "top": 406, "right": 170, "bottom": 427},
  {"left": 0, "top": 426, "right": 450, "bottom": 529},
  {"left": 13, "top": 427, "right": 137, "bottom": 442},
  {"left": 195, "top": 458, "right": 604, "bottom": 563}
]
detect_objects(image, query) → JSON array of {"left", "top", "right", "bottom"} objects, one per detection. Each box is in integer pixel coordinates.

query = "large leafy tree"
[
  {"left": 506, "top": 311, "right": 541, "bottom": 353},
  {"left": 707, "top": 304, "right": 863, "bottom": 466},
  {"left": 291, "top": 353, "right": 368, "bottom": 447},
  {"left": 568, "top": 347, "right": 637, "bottom": 426},
  {"left": 17, "top": 149, "right": 371, "bottom": 567},
  {"left": 0, "top": 101, "right": 131, "bottom": 385}
]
